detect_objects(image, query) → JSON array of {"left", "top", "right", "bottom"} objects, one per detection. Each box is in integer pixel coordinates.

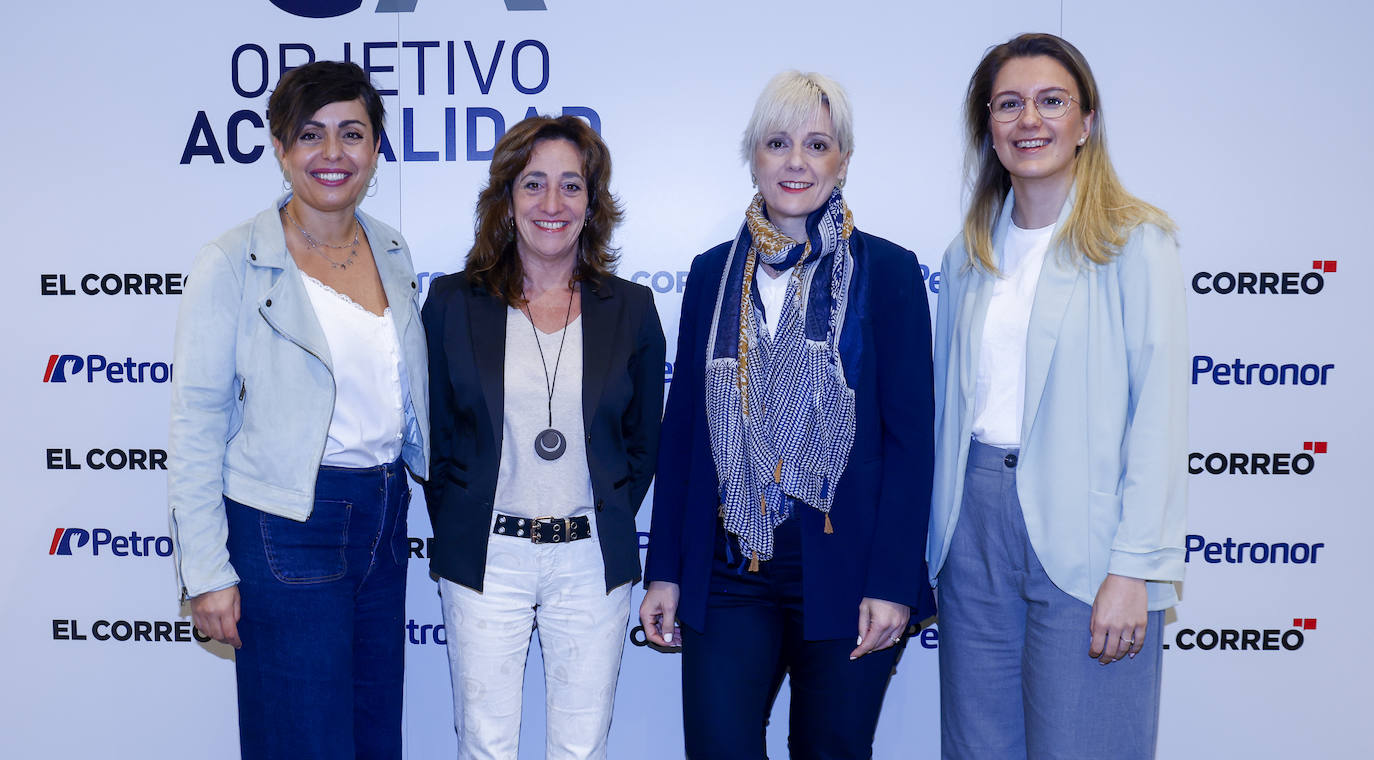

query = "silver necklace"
[
  {"left": 523, "top": 287, "right": 576, "bottom": 461},
  {"left": 282, "top": 207, "right": 360, "bottom": 270}
]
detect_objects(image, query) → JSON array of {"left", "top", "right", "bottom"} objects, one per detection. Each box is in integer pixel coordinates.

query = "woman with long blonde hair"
[{"left": 927, "top": 33, "right": 1188, "bottom": 758}]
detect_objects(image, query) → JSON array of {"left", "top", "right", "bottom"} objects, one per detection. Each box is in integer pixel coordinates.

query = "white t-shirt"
[
  {"left": 970, "top": 221, "right": 1056, "bottom": 447},
  {"left": 755, "top": 266, "right": 791, "bottom": 336},
  {"left": 299, "top": 272, "right": 405, "bottom": 467}
]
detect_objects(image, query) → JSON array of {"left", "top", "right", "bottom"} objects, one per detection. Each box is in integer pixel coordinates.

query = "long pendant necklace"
[
  {"left": 524, "top": 286, "right": 576, "bottom": 461},
  {"left": 282, "top": 206, "right": 360, "bottom": 270}
]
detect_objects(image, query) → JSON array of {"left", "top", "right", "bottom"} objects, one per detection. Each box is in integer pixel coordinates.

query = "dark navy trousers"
[
  {"left": 680, "top": 515, "right": 901, "bottom": 760},
  {"left": 225, "top": 460, "right": 410, "bottom": 760}
]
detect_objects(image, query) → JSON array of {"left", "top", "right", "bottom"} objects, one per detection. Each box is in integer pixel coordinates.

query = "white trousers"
[{"left": 439, "top": 515, "right": 631, "bottom": 760}]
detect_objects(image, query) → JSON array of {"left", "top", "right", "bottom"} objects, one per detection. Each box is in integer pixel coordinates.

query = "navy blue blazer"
[
  {"left": 422, "top": 271, "right": 665, "bottom": 593},
  {"left": 644, "top": 230, "right": 936, "bottom": 640}
]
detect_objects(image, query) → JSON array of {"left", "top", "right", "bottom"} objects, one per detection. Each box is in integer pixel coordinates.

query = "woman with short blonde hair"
[{"left": 642, "top": 70, "right": 936, "bottom": 758}]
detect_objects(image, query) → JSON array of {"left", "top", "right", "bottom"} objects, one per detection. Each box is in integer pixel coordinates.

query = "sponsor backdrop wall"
[{"left": 4, "top": 1, "right": 1369, "bottom": 757}]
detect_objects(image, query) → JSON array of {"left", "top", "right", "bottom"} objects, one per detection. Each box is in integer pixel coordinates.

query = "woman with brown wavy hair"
[{"left": 421, "top": 114, "right": 665, "bottom": 759}]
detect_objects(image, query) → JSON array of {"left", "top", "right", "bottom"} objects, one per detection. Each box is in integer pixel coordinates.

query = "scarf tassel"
[
  {"left": 748, "top": 551, "right": 760, "bottom": 573},
  {"left": 824, "top": 513, "right": 834, "bottom": 534}
]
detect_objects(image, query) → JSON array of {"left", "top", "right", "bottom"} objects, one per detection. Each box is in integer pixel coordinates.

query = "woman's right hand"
[
  {"left": 190, "top": 585, "right": 242, "bottom": 649},
  {"left": 638, "top": 581, "right": 681, "bottom": 648}
]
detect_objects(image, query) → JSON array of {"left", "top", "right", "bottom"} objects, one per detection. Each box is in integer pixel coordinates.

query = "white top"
[
  {"left": 494, "top": 307, "right": 595, "bottom": 518},
  {"left": 971, "top": 221, "right": 1056, "bottom": 447},
  {"left": 755, "top": 267, "right": 791, "bottom": 337},
  {"left": 299, "top": 272, "right": 405, "bottom": 467}
]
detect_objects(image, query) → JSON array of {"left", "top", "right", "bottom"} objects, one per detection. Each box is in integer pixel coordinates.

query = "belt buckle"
[{"left": 531, "top": 516, "right": 570, "bottom": 544}]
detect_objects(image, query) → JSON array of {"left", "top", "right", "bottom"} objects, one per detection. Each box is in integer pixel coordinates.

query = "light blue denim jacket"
[
  {"left": 927, "top": 189, "right": 1188, "bottom": 610},
  {"left": 168, "top": 196, "right": 429, "bottom": 599}
]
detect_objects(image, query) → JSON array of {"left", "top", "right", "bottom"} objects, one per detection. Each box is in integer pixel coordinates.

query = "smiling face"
[
  {"left": 988, "top": 55, "right": 1093, "bottom": 194},
  {"left": 752, "top": 107, "right": 850, "bottom": 241},
  {"left": 511, "top": 138, "right": 588, "bottom": 267},
  {"left": 273, "top": 98, "right": 378, "bottom": 215}
]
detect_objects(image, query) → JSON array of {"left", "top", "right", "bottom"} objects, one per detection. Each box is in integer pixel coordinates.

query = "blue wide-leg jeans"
[
  {"left": 937, "top": 440, "right": 1163, "bottom": 760},
  {"left": 225, "top": 460, "right": 410, "bottom": 760}
]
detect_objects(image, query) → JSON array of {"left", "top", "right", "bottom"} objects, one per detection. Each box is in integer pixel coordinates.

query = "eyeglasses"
[{"left": 987, "top": 90, "right": 1081, "bottom": 123}]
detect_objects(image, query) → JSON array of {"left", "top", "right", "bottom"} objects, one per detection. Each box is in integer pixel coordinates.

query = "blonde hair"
[
  {"left": 741, "top": 70, "right": 854, "bottom": 171},
  {"left": 961, "top": 33, "right": 1175, "bottom": 273}
]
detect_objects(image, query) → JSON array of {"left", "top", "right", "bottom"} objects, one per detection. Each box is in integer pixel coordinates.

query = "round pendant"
[{"left": 534, "top": 428, "right": 567, "bottom": 461}]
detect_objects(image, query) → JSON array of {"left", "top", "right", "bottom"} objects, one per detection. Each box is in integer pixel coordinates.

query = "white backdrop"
[{"left": 3, "top": 1, "right": 1371, "bottom": 757}]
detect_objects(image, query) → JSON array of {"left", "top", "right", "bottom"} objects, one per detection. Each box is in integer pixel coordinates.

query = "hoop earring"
[
  {"left": 367, "top": 172, "right": 379, "bottom": 197},
  {"left": 281, "top": 171, "right": 292, "bottom": 194},
  {"left": 837, "top": 176, "right": 846, "bottom": 189}
]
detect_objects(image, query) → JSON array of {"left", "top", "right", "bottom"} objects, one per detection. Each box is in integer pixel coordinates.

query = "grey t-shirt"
[{"left": 493, "top": 307, "right": 595, "bottom": 518}]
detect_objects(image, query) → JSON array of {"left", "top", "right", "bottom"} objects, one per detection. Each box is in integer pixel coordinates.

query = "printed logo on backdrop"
[
  {"left": 1188, "top": 441, "right": 1327, "bottom": 476},
  {"left": 1192, "top": 356, "right": 1333, "bottom": 386},
  {"left": 183, "top": 2, "right": 590, "bottom": 167},
  {"left": 407, "top": 620, "right": 447, "bottom": 645},
  {"left": 52, "top": 619, "right": 210, "bottom": 643},
  {"left": 1185, "top": 534, "right": 1324, "bottom": 566},
  {"left": 269, "top": 0, "right": 544, "bottom": 16},
  {"left": 40, "top": 272, "right": 184, "bottom": 296},
  {"left": 49, "top": 528, "right": 173, "bottom": 558},
  {"left": 1165, "top": 618, "right": 1318, "bottom": 652},
  {"left": 43, "top": 354, "right": 173, "bottom": 384},
  {"left": 46, "top": 447, "right": 167, "bottom": 471},
  {"left": 1192, "top": 260, "right": 1336, "bottom": 295}
]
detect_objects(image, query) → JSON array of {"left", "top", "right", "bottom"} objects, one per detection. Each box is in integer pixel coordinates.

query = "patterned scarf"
[{"left": 705, "top": 188, "right": 858, "bottom": 569}]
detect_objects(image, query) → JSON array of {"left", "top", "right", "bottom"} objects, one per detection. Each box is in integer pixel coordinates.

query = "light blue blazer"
[
  {"left": 926, "top": 189, "right": 1188, "bottom": 610},
  {"left": 168, "top": 195, "right": 429, "bottom": 600}
]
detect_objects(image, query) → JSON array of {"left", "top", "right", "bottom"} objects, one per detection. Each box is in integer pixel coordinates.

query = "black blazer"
[{"left": 421, "top": 271, "right": 666, "bottom": 592}]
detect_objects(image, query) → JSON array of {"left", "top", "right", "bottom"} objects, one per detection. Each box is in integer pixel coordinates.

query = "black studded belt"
[{"left": 492, "top": 513, "right": 592, "bottom": 544}]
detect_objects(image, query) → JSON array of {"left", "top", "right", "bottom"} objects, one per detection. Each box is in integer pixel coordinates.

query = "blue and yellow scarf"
[{"left": 705, "top": 188, "right": 858, "bottom": 568}]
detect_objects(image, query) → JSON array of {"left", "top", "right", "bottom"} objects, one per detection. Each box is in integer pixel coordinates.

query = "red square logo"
[
  {"left": 1324, "top": 261, "right": 1337, "bottom": 273},
  {"left": 1293, "top": 617, "right": 1303, "bottom": 627},
  {"left": 1304, "top": 442, "right": 1313, "bottom": 451},
  {"left": 1313, "top": 260, "right": 1322, "bottom": 270},
  {"left": 1315, "top": 442, "right": 1328, "bottom": 454},
  {"left": 1304, "top": 619, "right": 1317, "bottom": 630}
]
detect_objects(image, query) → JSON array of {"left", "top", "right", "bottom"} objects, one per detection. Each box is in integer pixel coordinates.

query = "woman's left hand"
[
  {"left": 850, "top": 597, "right": 910, "bottom": 660},
  {"left": 1089, "top": 573, "right": 1147, "bottom": 664}
]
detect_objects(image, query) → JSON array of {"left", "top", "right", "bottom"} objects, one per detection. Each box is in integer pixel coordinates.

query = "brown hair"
[
  {"left": 268, "top": 61, "right": 385, "bottom": 148},
  {"left": 465, "top": 115, "right": 623, "bottom": 305},
  {"left": 961, "top": 33, "right": 1174, "bottom": 273}
]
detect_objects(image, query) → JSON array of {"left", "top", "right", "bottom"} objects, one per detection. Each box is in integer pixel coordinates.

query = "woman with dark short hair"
[
  {"left": 168, "top": 60, "right": 428, "bottom": 759},
  {"left": 928, "top": 33, "right": 1187, "bottom": 759},
  {"left": 422, "top": 114, "right": 665, "bottom": 760},
  {"left": 640, "top": 71, "right": 936, "bottom": 759}
]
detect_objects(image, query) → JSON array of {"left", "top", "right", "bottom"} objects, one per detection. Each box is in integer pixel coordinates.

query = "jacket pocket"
[
  {"left": 225, "top": 376, "right": 246, "bottom": 442},
  {"left": 259, "top": 499, "right": 350, "bottom": 583}
]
